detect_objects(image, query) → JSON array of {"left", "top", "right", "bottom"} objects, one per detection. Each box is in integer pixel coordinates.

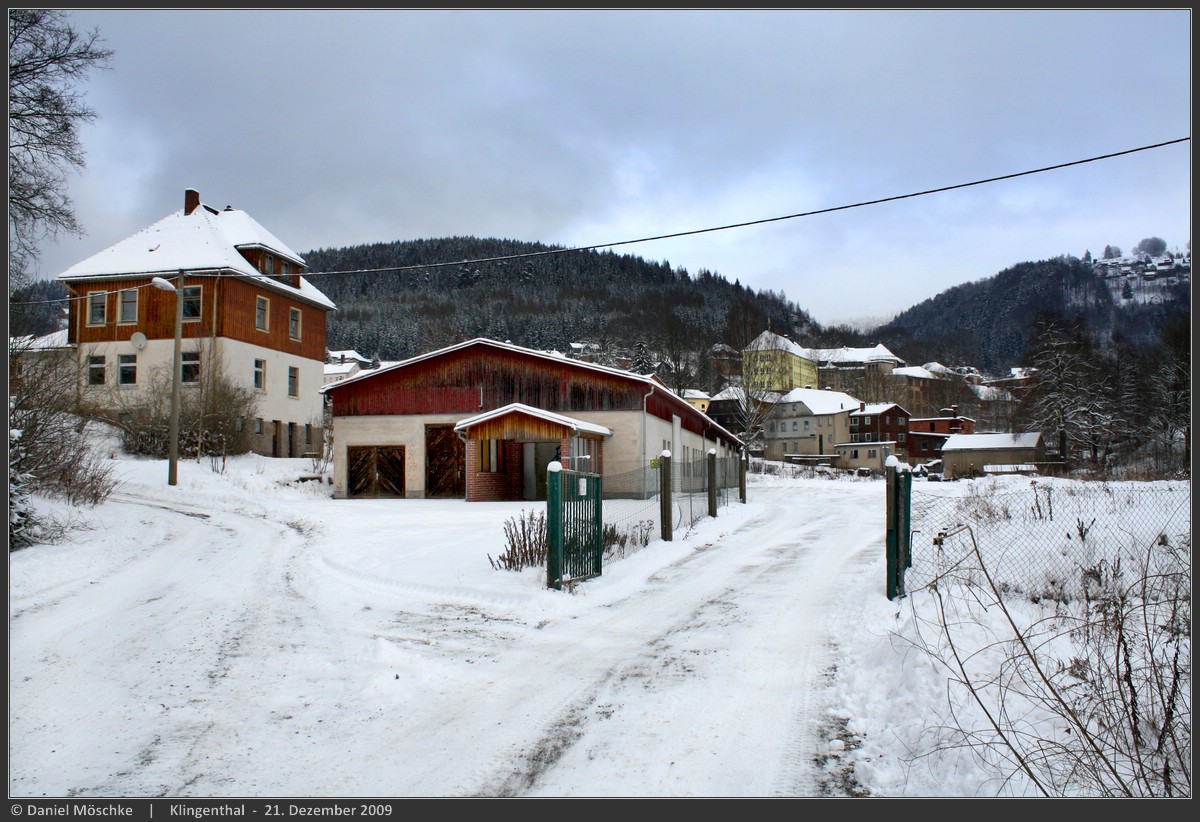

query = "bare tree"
[
  {"left": 8, "top": 9, "right": 111, "bottom": 267},
  {"left": 8, "top": 337, "right": 116, "bottom": 548}
]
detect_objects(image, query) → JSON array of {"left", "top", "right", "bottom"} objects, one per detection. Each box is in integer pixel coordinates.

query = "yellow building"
[{"left": 742, "top": 331, "right": 818, "bottom": 392}]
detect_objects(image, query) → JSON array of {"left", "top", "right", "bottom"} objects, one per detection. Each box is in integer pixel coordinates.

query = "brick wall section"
[{"left": 465, "top": 438, "right": 525, "bottom": 501}]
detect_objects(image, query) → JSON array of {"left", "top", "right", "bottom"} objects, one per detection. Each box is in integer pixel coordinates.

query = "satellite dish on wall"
[{"left": 130, "top": 332, "right": 147, "bottom": 351}]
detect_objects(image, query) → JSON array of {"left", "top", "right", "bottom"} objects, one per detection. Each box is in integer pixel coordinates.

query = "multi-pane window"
[
  {"left": 264, "top": 253, "right": 275, "bottom": 275},
  {"left": 119, "top": 289, "right": 138, "bottom": 324},
  {"left": 87, "top": 355, "right": 106, "bottom": 385},
  {"left": 87, "top": 293, "right": 107, "bottom": 325},
  {"left": 181, "top": 351, "right": 200, "bottom": 383},
  {"left": 253, "top": 359, "right": 266, "bottom": 390},
  {"left": 289, "top": 307, "right": 301, "bottom": 341},
  {"left": 287, "top": 366, "right": 299, "bottom": 397},
  {"left": 898, "top": 433, "right": 906, "bottom": 444},
  {"left": 182, "top": 286, "right": 202, "bottom": 320},
  {"left": 256, "top": 296, "right": 270, "bottom": 331},
  {"left": 118, "top": 354, "right": 137, "bottom": 385}
]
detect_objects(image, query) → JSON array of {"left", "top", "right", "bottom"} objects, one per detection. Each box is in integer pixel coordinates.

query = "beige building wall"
[{"left": 331, "top": 407, "right": 739, "bottom": 499}]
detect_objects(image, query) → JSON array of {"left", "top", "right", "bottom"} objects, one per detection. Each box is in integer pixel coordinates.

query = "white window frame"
[
  {"left": 289, "top": 307, "right": 302, "bottom": 341},
  {"left": 87, "top": 292, "right": 107, "bottom": 326},
  {"left": 181, "top": 351, "right": 200, "bottom": 384},
  {"left": 87, "top": 354, "right": 106, "bottom": 385},
  {"left": 118, "top": 289, "right": 138, "bottom": 324},
  {"left": 253, "top": 358, "right": 266, "bottom": 391},
  {"left": 256, "top": 296, "right": 270, "bottom": 332},
  {"left": 182, "top": 285, "right": 202, "bottom": 321},
  {"left": 118, "top": 353, "right": 137, "bottom": 386}
]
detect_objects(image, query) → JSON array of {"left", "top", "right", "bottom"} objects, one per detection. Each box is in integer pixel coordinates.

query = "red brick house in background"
[
  {"left": 906, "top": 407, "right": 976, "bottom": 463},
  {"left": 57, "top": 189, "right": 336, "bottom": 457},
  {"left": 849, "top": 402, "right": 912, "bottom": 458},
  {"left": 321, "top": 338, "right": 742, "bottom": 501}
]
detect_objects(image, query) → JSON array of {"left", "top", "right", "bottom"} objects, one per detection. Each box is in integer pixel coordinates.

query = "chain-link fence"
[
  {"left": 600, "top": 462, "right": 661, "bottom": 560},
  {"left": 596, "top": 455, "right": 742, "bottom": 560},
  {"left": 671, "top": 455, "right": 740, "bottom": 532},
  {"left": 906, "top": 480, "right": 1191, "bottom": 602}
]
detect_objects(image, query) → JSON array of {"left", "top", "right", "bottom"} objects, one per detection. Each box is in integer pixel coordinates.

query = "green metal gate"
[{"left": 546, "top": 466, "right": 603, "bottom": 590}]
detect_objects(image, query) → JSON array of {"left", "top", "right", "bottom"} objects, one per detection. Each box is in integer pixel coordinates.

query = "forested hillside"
[
  {"left": 877, "top": 256, "right": 1190, "bottom": 373},
  {"left": 301, "top": 237, "right": 817, "bottom": 362}
]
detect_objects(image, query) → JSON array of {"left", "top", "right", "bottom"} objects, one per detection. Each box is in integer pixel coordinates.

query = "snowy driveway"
[{"left": 10, "top": 460, "right": 885, "bottom": 797}]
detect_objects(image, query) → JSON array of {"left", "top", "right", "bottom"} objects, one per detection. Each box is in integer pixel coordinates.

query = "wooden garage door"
[
  {"left": 348, "top": 446, "right": 406, "bottom": 498},
  {"left": 425, "top": 425, "right": 465, "bottom": 498}
]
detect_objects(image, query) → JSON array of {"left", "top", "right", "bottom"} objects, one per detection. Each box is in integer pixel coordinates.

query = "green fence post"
[
  {"left": 739, "top": 453, "right": 747, "bottom": 503},
  {"left": 886, "top": 462, "right": 899, "bottom": 600},
  {"left": 707, "top": 450, "right": 718, "bottom": 518},
  {"left": 659, "top": 450, "right": 673, "bottom": 542},
  {"left": 547, "top": 461, "right": 563, "bottom": 590},
  {"left": 592, "top": 474, "right": 603, "bottom": 577}
]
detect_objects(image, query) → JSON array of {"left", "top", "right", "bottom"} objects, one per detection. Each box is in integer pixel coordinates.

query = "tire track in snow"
[{"left": 473, "top": 488, "right": 884, "bottom": 797}]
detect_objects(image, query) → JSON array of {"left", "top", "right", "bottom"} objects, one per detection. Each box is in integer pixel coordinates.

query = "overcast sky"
[{"left": 29, "top": 8, "right": 1192, "bottom": 327}]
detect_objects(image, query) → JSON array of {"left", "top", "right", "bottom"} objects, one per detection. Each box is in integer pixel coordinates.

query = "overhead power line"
[
  {"left": 301, "top": 137, "right": 1193, "bottom": 278},
  {"left": 11, "top": 137, "right": 1191, "bottom": 307}
]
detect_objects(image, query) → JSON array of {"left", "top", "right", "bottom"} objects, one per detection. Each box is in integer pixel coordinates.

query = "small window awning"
[{"left": 453, "top": 403, "right": 612, "bottom": 442}]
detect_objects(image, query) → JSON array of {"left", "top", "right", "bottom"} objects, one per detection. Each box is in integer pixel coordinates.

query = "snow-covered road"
[{"left": 10, "top": 458, "right": 885, "bottom": 797}]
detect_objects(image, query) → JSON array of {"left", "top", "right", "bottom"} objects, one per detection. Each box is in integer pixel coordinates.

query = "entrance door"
[
  {"left": 425, "top": 425, "right": 465, "bottom": 498},
  {"left": 348, "top": 446, "right": 406, "bottom": 497}
]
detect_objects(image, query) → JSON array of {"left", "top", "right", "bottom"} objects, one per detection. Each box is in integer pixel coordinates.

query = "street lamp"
[{"left": 151, "top": 273, "right": 184, "bottom": 486}]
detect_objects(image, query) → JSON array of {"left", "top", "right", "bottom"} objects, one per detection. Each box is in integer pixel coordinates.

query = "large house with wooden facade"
[
  {"left": 57, "top": 189, "right": 336, "bottom": 457},
  {"left": 321, "top": 338, "right": 743, "bottom": 501}
]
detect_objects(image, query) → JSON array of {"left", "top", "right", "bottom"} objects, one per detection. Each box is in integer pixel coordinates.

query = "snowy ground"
[{"left": 9, "top": 441, "right": 1190, "bottom": 798}]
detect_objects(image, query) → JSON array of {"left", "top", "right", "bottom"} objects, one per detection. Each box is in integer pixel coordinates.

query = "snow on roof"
[
  {"left": 891, "top": 365, "right": 940, "bottom": 380},
  {"left": 970, "top": 383, "right": 1015, "bottom": 402},
  {"left": 776, "top": 387, "right": 861, "bottom": 415},
  {"left": 806, "top": 343, "right": 904, "bottom": 366},
  {"left": 942, "top": 432, "right": 1042, "bottom": 451},
  {"left": 327, "top": 349, "right": 369, "bottom": 363},
  {"left": 323, "top": 362, "right": 360, "bottom": 376},
  {"left": 56, "top": 197, "right": 335, "bottom": 311},
  {"left": 453, "top": 403, "right": 613, "bottom": 438},
  {"left": 851, "top": 402, "right": 905, "bottom": 417},
  {"left": 749, "top": 330, "right": 808, "bottom": 357},
  {"left": 9, "top": 329, "right": 71, "bottom": 351},
  {"left": 681, "top": 389, "right": 711, "bottom": 400}
]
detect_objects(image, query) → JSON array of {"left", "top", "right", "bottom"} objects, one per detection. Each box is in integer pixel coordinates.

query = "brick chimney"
[{"left": 184, "top": 189, "right": 200, "bottom": 215}]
